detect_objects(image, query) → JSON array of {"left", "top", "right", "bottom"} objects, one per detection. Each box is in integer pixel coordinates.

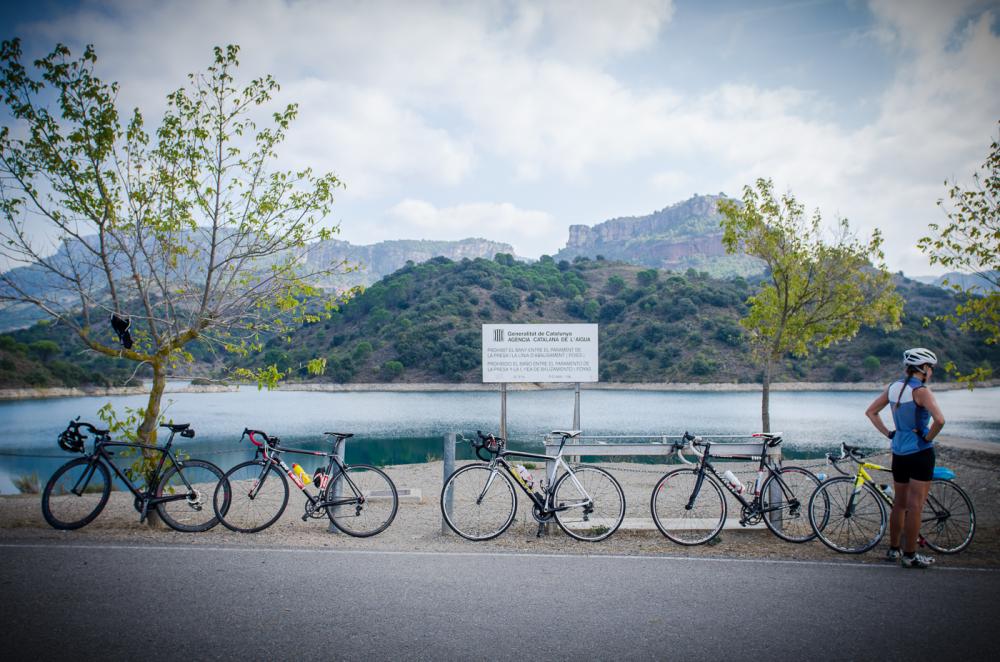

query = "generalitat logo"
[{"left": 493, "top": 328, "right": 504, "bottom": 342}]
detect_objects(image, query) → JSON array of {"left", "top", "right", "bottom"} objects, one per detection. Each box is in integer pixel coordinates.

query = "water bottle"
[
  {"left": 722, "top": 470, "right": 743, "bottom": 493},
  {"left": 880, "top": 483, "right": 894, "bottom": 499},
  {"left": 816, "top": 472, "right": 827, "bottom": 482},
  {"left": 515, "top": 464, "right": 534, "bottom": 490},
  {"left": 292, "top": 463, "right": 312, "bottom": 486}
]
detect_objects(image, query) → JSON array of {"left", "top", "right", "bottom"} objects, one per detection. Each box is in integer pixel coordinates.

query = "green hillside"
[
  {"left": 3, "top": 254, "right": 997, "bottom": 387},
  {"left": 237, "top": 255, "right": 999, "bottom": 385}
]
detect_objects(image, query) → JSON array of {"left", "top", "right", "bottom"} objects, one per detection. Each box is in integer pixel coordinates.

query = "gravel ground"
[{"left": 2, "top": 444, "right": 997, "bottom": 567}]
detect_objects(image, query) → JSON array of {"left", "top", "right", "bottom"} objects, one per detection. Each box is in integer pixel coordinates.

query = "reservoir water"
[{"left": 0, "top": 386, "right": 997, "bottom": 493}]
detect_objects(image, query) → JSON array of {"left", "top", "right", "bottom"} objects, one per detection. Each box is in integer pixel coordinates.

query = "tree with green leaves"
[
  {"left": 719, "top": 179, "right": 903, "bottom": 432},
  {"left": 0, "top": 41, "right": 352, "bottom": 448},
  {"left": 918, "top": 125, "right": 999, "bottom": 383}
]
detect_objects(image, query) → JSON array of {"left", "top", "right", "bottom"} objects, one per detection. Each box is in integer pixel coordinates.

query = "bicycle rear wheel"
[
  {"left": 809, "top": 476, "right": 887, "bottom": 554},
  {"left": 440, "top": 463, "right": 517, "bottom": 541},
  {"left": 41, "top": 457, "right": 111, "bottom": 530},
  {"left": 760, "top": 466, "right": 825, "bottom": 543},
  {"left": 214, "top": 460, "right": 289, "bottom": 533},
  {"left": 921, "top": 479, "right": 975, "bottom": 554},
  {"left": 552, "top": 465, "right": 625, "bottom": 542},
  {"left": 156, "top": 459, "right": 227, "bottom": 533},
  {"left": 326, "top": 465, "right": 398, "bottom": 537},
  {"left": 650, "top": 468, "right": 726, "bottom": 545}
]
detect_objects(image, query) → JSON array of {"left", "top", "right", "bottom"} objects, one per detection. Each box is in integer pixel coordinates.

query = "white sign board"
[{"left": 482, "top": 324, "right": 599, "bottom": 383}]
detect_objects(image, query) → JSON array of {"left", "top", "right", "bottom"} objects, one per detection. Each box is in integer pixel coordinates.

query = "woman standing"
[{"left": 864, "top": 348, "right": 946, "bottom": 568}]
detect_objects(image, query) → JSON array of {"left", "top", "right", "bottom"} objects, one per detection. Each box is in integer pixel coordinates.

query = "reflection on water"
[{"left": 1, "top": 387, "right": 997, "bottom": 493}]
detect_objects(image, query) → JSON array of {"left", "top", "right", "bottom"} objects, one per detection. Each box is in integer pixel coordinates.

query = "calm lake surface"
[{"left": 1, "top": 386, "right": 997, "bottom": 493}]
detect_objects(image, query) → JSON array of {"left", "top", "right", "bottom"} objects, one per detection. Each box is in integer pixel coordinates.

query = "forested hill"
[
  {"left": 3, "top": 254, "right": 997, "bottom": 388},
  {"left": 238, "top": 255, "right": 998, "bottom": 385}
]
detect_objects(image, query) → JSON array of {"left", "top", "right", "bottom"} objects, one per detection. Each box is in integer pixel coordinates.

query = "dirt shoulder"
[{"left": 2, "top": 445, "right": 996, "bottom": 568}]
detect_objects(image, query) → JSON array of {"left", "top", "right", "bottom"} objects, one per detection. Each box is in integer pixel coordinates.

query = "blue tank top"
[{"left": 887, "top": 376, "right": 932, "bottom": 455}]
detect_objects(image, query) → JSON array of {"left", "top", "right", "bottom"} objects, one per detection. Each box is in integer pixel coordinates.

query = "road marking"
[{"left": 1, "top": 541, "right": 996, "bottom": 573}]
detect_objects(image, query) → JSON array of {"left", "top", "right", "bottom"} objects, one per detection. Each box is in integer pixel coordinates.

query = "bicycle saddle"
[
  {"left": 551, "top": 430, "right": 581, "bottom": 439},
  {"left": 323, "top": 432, "right": 354, "bottom": 439},
  {"left": 160, "top": 423, "right": 191, "bottom": 432}
]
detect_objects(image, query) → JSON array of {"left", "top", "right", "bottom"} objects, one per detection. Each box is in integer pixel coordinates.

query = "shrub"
[
  {"left": 862, "top": 355, "right": 880, "bottom": 373},
  {"left": 637, "top": 269, "right": 659, "bottom": 286},
  {"left": 491, "top": 288, "right": 521, "bottom": 312},
  {"left": 380, "top": 360, "right": 404, "bottom": 381}
]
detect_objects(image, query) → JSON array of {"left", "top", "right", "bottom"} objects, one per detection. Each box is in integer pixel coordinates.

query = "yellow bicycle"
[{"left": 808, "top": 443, "right": 975, "bottom": 554}]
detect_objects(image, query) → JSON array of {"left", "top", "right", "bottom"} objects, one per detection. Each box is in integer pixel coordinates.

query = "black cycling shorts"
[{"left": 891, "top": 447, "right": 935, "bottom": 483}]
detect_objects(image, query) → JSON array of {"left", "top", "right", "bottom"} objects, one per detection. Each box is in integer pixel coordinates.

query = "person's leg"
[
  {"left": 889, "top": 481, "right": 909, "bottom": 548},
  {"left": 902, "top": 478, "right": 932, "bottom": 554}
]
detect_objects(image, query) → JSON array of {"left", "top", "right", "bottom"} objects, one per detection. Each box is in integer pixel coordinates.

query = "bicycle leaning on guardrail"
[
  {"left": 213, "top": 429, "right": 398, "bottom": 537},
  {"left": 41, "top": 418, "right": 228, "bottom": 532},
  {"left": 650, "top": 432, "right": 828, "bottom": 545},
  {"left": 441, "top": 430, "right": 626, "bottom": 542},
  {"left": 807, "top": 442, "right": 976, "bottom": 554}
]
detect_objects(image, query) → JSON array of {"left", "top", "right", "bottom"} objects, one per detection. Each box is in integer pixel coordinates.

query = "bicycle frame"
[
  {"left": 482, "top": 437, "right": 594, "bottom": 516},
  {"left": 250, "top": 438, "right": 367, "bottom": 514},
  {"left": 73, "top": 431, "right": 195, "bottom": 520},
  {"left": 687, "top": 443, "right": 797, "bottom": 521}
]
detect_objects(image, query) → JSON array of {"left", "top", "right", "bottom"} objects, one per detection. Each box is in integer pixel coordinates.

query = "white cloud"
[{"left": 386, "top": 199, "right": 561, "bottom": 257}]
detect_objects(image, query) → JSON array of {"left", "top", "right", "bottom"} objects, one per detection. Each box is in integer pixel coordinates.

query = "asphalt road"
[{"left": 0, "top": 541, "right": 995, "bottom": 661}]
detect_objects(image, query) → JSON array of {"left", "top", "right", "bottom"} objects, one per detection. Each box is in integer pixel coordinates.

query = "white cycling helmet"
[{"left": 903, "top": 347, "right": 937, "bottom": 367}]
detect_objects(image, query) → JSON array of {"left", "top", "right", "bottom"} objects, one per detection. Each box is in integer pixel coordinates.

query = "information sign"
[{"left": 481, "top": 324, "right": 599, "bottom": 383}]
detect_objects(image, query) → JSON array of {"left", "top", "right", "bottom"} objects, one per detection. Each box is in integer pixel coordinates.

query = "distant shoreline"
[{"left": 1, "top": 379, "right": 997, "bottom": 401}]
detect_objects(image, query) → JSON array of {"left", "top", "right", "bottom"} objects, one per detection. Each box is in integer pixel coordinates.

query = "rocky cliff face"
[{"left": 556, "top": 194, "right": 761, "bottom": 277}]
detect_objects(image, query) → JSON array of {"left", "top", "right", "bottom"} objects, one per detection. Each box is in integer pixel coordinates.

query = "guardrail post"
[
  {"left": 442, "top": 432, "right": 456, "bottom": 535},
  {"left": 327, "top": 439, "right": 346, "bottom": 534},
  {"left": 766, "top": 443, "right": 783, "bottom": 532}
]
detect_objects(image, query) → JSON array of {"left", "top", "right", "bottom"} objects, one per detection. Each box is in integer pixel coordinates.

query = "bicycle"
[
  {"left": 213, "top": 429, "right": 398, "bottom": 536},
  {"left": 650, "top": 432, "right": 827, "bottom": 545},
  {"left": 41, "top": 418, "right": 228, "bottom": 532},
  {"left": 808, "top": 442, "right": 975, "bottom": 554},
  {"left": 440, "top": 430, "right": 626, "bottom": 542}
]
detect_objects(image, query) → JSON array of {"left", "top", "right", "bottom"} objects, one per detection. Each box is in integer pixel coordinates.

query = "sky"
[{"left": 2, "top": 0, "right": 999, "bottom": 276}]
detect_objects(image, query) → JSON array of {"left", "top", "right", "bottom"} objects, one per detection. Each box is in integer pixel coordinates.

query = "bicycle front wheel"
[
  {"left": 156, "top": 459, "right": 227, "bottom": 533},
  {"left": 326, "top": 465, "right": 398, "bottom": 537},
  {"left": 922, "top": 479, "right": 975, "bottom": 554},
  {"left": 760, "top": 466, "right": 825, "bottom": 543},
  {"left": 440, "top": 463, "right": 517, "bottom": 541},
  {"left": 41, "top": 457, "right": 111, "bottom": 530},
  {"left": 650, "top": 468, "right": 726, "bottom": 545},
  {"left": 809, "top": 476, "right": 887, "bottom": 554},
  {"left": 214, "top": 460, "right": 289, "bottom": 533},
  {"left": 552, "top": 465, "right": 625, "bottom": 542}
]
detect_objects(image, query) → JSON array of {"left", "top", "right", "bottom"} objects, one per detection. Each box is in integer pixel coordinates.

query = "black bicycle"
[
  {"left": 213, "top": 429, "right": 398, "bottom": 537},
  {"left": 441, "top": 430, "right": 626, "bottom": 542},
  {"left": 41, "top": 418, "right": 229, "bottom": 532},
  {"left": 650, "top": 432, "right": 828, "bottom": 545}
]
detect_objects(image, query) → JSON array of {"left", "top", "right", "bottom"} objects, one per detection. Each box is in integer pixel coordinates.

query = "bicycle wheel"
[
  {"left": 214, "top": 460, "right": 289, "bottom": 533},
  {"left": 326, "top": 465, "right": 398, "bottom": 537},
  {"left": 41, "top": 457, "right": 111, "bottom": 530},
  {"left": 921, "top": 479, "right": 975, "bottom": 554},
  {"left": 650, "top": 468, "right": 726, "bottom": 545},
  {"left": 156, "top": 459, "right": 227, "bottom": 533},
  {"left": 552, "top": 465, "right": 625, "bottom": 542},
  {"left": 809, "top": 476, "right": 887, "bottom": 554},
  {"left": 760, "top": 466, "right": 825, "bottom": 543},
  {"left": 440, "top": 463, "right": 517, "bottom": 541}
]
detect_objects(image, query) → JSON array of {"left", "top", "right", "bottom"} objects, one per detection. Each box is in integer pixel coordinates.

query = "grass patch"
[{"left": 13, "top": 472, "right": 40, "bottom": 494}]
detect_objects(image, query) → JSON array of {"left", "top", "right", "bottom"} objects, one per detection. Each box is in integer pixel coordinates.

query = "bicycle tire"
[
  {"left": 809, "top": 476, "right": 887, "bottom": 554},
  {"left": 326, "top": 465, "right": 398, "bottom": 537},
  {"left": 214, "top": 460, "right": 289, "bottom": 533},
  {"left": 921, "top": 479, "right": 975, "bottom": 554},
  {"left": 440, "top": 463, "right": 517, "bottom": 541},
  {"left": 41, "top": 457, "right": 111, "bottom": 530},
  {"left": 552, "top": 465, "right": 625, "bottom": 542},
  {"left": 156, "top": 459, "right": 228, "bottom": 533},
  {"left": 760, "top": 466, "right": 825, "bottom": 543},
  {"left": 650, "top": 468, "right": 726, "bottom": 545}
]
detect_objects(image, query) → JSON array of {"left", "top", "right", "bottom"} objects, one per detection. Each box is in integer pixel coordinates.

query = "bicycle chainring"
[
  {"left": 740, "top": 505, "right": 763, "bottom": 526},
  {"left": 531, "top": 504, "right": 555, "bottom": 523}
]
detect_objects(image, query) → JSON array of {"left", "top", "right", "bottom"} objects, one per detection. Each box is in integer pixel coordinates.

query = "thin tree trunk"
[{"left": 139, "top": 360, "right": 167, "bottom": 529}]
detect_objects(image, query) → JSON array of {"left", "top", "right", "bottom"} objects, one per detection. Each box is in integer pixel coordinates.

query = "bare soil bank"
[
  {"left": 3, "top": 379, "right": 997, "bottom": 400},
  {"left": 2, "top": 444, "right": 996, "bottom": 568}
]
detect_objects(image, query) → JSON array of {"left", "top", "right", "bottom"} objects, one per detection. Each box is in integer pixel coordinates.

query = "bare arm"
[
  {"left": 914, "top": 387, "right": 946, "bottom": 442},
  {"left": 865, "top": 390, "right": 893, "bottom": 439}
]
